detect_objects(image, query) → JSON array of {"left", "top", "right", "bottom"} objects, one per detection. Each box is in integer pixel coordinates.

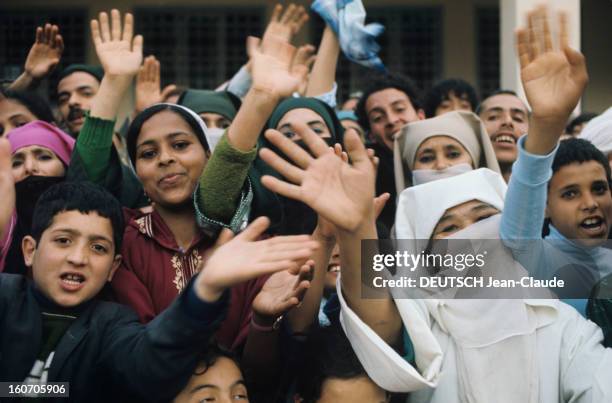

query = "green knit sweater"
[{"left": 66, "top": 114, "right": 255, "bottom": 230}]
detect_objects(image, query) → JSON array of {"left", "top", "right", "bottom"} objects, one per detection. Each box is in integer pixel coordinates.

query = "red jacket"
[{"left": 111, "top": 208, "right": 265, "bottom": 350}]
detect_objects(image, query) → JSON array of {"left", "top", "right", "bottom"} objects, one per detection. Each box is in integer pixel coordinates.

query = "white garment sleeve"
[
  {"left": 559, "top": 304, "right": 612, "bottom": 401},
  {"left": 337, "top": 280, "right": 443, "bottom": 393}
]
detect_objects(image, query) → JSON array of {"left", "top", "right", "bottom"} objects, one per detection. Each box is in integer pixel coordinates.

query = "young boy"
[
  {"left": 0, "top": 181, "right": 317, "bottom": 402},
  {"left": 422, "top": 78, "right": 479, "bottom": 118}
]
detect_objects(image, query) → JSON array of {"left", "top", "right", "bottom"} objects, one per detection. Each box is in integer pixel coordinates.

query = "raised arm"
[
  {"left": 305, "top": 26, "right": 340, "bottom": 99},
  {"left": 135, "top": 55, "right": 177, "bottom": 115},
  {"left": 67, "top": 10, "right": 145, "bottom": 203},
  {"left": 0, "top": 139, "right": 15, "bottom": 249},
  {"left": 501, "top": 7, "right": 588, "bottom": 242},
  {"left": 259, "top": 123, "right": 402, "bottom": 344},
  {"left": 9, "top": 24, "right": 64, "bottom": 91}
]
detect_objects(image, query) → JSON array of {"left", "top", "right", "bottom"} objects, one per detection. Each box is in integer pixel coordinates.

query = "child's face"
[
  {"left": 547, "top": 161, "right": 612, "bottom": 247},
  {"left": 135, "top": 110, "right": 208, "bottom": 208},
  {"left": 22, "top": 210, "right": 121, "bottom": 307},
  {"left": 173, "top": 357, "right": 248, "bottom": 403}
]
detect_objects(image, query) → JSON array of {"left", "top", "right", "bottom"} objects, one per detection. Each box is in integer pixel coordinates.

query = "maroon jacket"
[{"left": 111, "top": 208, "right": 266, "bottom": 350}]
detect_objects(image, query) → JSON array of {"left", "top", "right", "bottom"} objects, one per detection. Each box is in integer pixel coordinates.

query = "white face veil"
[
  {"left": 393, "top": 111, "right": 501, "bottom": 193},
  {"left": 346, "top": 168, "right": 558, "bottom": 401}
]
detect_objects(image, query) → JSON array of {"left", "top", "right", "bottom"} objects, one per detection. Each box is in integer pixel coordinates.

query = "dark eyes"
[
  {"left": 561, "top": 190, "right": 577, "bottom": 199},
  {"left": 593, "top": 183, "right": 609, "bottom": 194},
  {"left": 55, "top": 237, "right": 71, "bottom": 245},
  {"left": 91, "top": 244, "right": 108, "bottom": 254},
  {"left": 439, "top": 224, "right": 459, "bottom": 234}
]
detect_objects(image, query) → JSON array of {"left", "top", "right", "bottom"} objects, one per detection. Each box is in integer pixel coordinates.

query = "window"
[
  {"left": 312, "top": 7, "right": 442, "bottom": 104},
  {"left": 476, "top": 7, "right": 500, "bottom": 98},
  {"left": 135, "top": 7, "right": 264, "bottom": 90}
]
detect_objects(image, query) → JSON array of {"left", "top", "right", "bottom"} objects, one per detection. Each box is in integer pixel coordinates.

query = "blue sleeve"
[{"left": 500, "top": 135, "right": 558, "bottom": 242}]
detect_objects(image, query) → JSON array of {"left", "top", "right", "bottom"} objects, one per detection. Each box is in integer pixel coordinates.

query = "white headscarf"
[
  {"left": 579, "top": 107, "right": 612, "bottom": 155},
  {"left": 393, "top": 111, "right": 500, "bottom": 193},
  {"left": 350, "top": 168, "right": 558, "bottom": 400}
]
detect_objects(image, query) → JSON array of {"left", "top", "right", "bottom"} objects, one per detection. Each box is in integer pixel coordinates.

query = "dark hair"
[
  {"left": 476, "top": 89, "right": 526, "bottom": 115},
  {"left": 127, "top": 103, "right": 209, "bottom": 165},
  {"left": 566, "top": 112, "right": 598, "bottom": 135},
  {"left": 355, "top": 71, "right": 422, "bottom": 132},
  {"left": 31, "top": 182, "right": 124, "bottom": 253},
  {"left": 194, "top": 343, "right": 240, "bottom": 376},
  {"left": 423, "top": 78, "right": 479, "bottom": 118},
  {"left": 552, "top": 138, "right": 612, "bottom": 184},
  {"left": 295, "top": 325, "right": 381, "bottom": 403},
  {"left": 0, "top": 87, "right": 55, "bottom": 124}
]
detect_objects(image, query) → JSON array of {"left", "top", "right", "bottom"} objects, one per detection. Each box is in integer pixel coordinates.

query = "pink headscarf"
[{"left": 6, "top": 120, "right": 75, "bottom": 166}]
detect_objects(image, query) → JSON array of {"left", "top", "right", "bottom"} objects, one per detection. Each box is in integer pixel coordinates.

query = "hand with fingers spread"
[
  {"left": 248, "top": 37, "right": 315, "bottom": 100},
  {"left": 262, "top": 3, "right": 309, "bottom": 46},
  {"left": 195, "top": 217, "right": 319, "bottom": 303},
  {"left": 517, "top": 7, "right": 587, "bottom": 120},
  {"left": 135, "top": 55, "right": 178, "bottom": 113},
  {"left": 517, "top": 6, "right": 588, "bottom": 154},
  {"left": 252, "top": 261, "right": 313, "bottom": 324},
  {"left": 260, "top": 122, "right": 376, "bottom": 232},
  {"left": 91, "top": 9, "right": 143, "bottom": 77},
  {"left": 24, "top": 23, "right": 64, "bottom": 80}
]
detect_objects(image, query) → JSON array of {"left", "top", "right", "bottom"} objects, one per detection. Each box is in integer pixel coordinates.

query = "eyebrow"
[
  {"left": 470, "top": 203, "right": 497, "bottom": 213},
  {"left": 51, "top": 228, "right": 113, "bottom": 244},
  {"left": 368, "top": 99, "right": 407, "bottom": 117},
  {"left": 190, "top": 380, "right": 246, "bottom": 394},
  {"left": 483, "top": 106, "right": 527, "bottom": 115},
  {"left": 136, "top": 132, "right": 191, "bottom": 150},
  {"left": 58, "top": 85, "right": 94, "bottom": 97}
]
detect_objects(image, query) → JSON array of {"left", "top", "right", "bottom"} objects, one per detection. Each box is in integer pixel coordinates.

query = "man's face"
[
  {"left": 57, "top": 72, "right": 100, "bottom": 135},
  {"left": 547, "top": 161, "right": 612, "bottom": 247},
  {"left": 365, "top": 88, "right": 424, "bottom": 150},
  {"left": 23, "top": 210, "right": 121, "bottom": 307},
  {"left": 478, "top": 94, "right": 529, "bottom": 166}
]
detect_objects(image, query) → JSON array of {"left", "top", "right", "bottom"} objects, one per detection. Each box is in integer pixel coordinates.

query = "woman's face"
[
  {"left": 200, "top": 112, "right": 231, "bottom": 130},
  {"left": 11, "top": 145, "right": 66, "bottom": 182},
  {"left": 135, "top": 110, "right": 207, "bottom": 208},
  {"left": 414, "top": 135, "right": 474, "bottom": 170},
  {"left": 173, "top": 357, "right": 249, "bottom": 403},
  {"left": 431, "top": 200, "right": 500, "bottom": 239},
  {"left": 0, "top": 99, "right": 38, "bottom": 137},
  {"left": 277, "top": 108, "right": 332, "bottom": 142}
]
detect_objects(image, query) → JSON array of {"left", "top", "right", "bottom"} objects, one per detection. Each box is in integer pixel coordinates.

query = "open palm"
[
  {"left": 91, "top": 10, "right": 143, "bottom": 76},
  {"left": 517, "top": 8, "right": 587, "bottom": 119},
  {"left": 24, "top": 24, "right": 64, "bottom": 79},
  {"left": 252, "top": 263, "right": 312, "bottom": 319},
  {"left": 260, "top": 124, "right": 376, "bottom": 232}
]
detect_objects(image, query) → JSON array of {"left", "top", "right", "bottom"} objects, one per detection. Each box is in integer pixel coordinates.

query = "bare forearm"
[
  {"left": 287, "top": 228, "right": 336, "bottom": 332},
  {"left": 338, "top": 217, "right": 402, "bottom": 345},
  {"left": 8, "top": 72, "right": 37, "bottom": 92},
  {"left": 306, "top": 26, "right": 339, "bottom": 97},
  {"left": 227, "top": 88, "right": 279, "bottom": 151},
  {"left": 90, "top": 75, "right": 134, "bottom": 121}
]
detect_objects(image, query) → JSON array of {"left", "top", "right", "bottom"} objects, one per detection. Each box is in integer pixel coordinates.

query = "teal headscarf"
[
  {"left": 178, "top": 89, "right": 240, "bottom": 120},
  {"left": 266, "top": 97, "right": 344, "bottom": 141}
]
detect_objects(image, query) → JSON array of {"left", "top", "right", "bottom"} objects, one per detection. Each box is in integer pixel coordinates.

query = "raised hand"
[
  {"left": 516, "top": 7, "right": 587, "bottom": 120},
  {"left": 195, "top": 217, "right": 319, "bottom": 302},
  {"left": 262, "top": 4, "right": 309, "bottom": 46},
  {"left": 91, "top": 9, "right": 143, "bottom": 77},
  {"left": 24, "top": 24, "right": 64, "bottom": 80},
  {"left": 247, "top": 36, "right": 315, "bottom": 100},
  {"left": 0, "top": 139, "right": 15, "bottom": 242},
  {"left": 135, "top": 55, "right": 177, "bottom": 113},
  {"left": 252, "top": 261, "right": 313, "bottom": 322},
  {"left": 260, "top": 122, "right": 376, "bottom": 232}
]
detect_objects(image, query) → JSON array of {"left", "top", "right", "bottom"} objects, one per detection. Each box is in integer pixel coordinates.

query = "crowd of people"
[{"left": 0, "top": 2, "right": 611, "bottom": 402}]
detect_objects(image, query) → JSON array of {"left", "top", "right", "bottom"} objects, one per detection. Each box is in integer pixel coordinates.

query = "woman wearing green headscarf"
[{"left": 250, "top": 97, "right": 345, "bottom": 235}]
